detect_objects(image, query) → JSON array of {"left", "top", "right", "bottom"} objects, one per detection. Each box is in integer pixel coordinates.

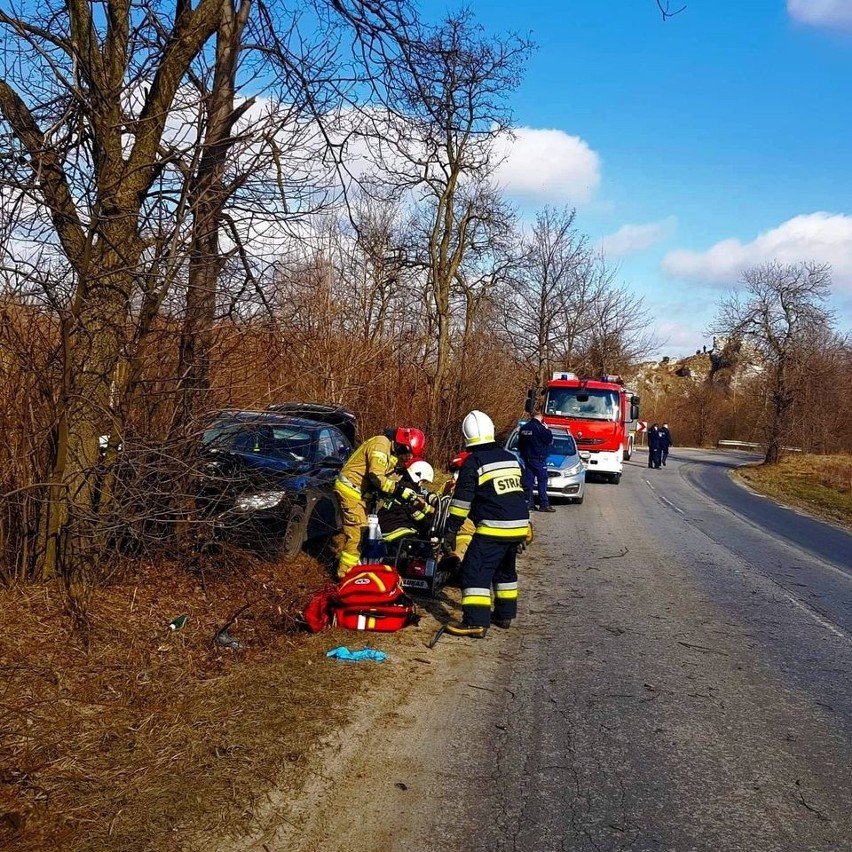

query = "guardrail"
[
  {"left": 716, "top": 440, "right": 802, "bottom": 452},
  {"left": 717, "top": 440, "right": 761, "bottom": 449}
]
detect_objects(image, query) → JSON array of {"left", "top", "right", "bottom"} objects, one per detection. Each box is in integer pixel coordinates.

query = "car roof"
[
  {"left": 265, "top": 402, "right": 357, "bottom": 443},
  {"left": 207, "top": 410, "right": 345, "bottom": 435}
]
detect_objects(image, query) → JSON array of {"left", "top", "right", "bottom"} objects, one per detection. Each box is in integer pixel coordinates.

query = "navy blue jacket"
[
  {"left": 517, "top": 418, "right": 553, "bottom": 462},
  {"left": 647, "top": 427, "right": 662, "bottom": 449},
  {"left": 446, "top": 442, "right": 530, "bottom": 541}
]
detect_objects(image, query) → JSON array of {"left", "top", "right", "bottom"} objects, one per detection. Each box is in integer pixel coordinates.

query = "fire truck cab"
[{"left": 528, "top": 373, "right": 640, "bottom": 484}]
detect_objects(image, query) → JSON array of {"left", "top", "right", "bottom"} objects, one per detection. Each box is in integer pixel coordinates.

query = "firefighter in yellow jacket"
[{"left": 334, "top": 427, "right": 426, "bottom": 577}]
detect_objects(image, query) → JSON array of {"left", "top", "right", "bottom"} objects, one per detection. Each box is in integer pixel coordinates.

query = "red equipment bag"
[
  {"left": 335, "top": 564, "right": 405, "bottom": 607},
  {"left": 333, "top": 563, "right": 417, "bottom": 631},
  {"left": 334, "top": 602, "right": 417, "bottom": 632},
  {"left": 303, "top": 584, "right": 337, "bottom": 633},
  {"left": 303, "top": 564, "right": 417, "bottom": 633}
]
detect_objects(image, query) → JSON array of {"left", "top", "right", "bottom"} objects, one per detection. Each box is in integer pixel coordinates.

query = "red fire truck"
[{"left": 527, "top": 373, "right": 640, "bottom": 484}]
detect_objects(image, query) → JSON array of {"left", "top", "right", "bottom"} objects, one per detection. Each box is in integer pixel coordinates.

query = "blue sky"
[{"left": 422, "top": 0, "right": 852, "bottom": 357}]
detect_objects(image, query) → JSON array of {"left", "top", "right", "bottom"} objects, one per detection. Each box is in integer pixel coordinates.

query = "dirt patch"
[{"left": 0, "top": 548, "right": 451, "bottom": 852}]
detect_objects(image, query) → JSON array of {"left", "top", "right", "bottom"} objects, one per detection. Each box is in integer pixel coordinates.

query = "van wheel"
[
  {"left": 573, "top": 494, "right": 584, "bottom": 505},
  {"left": 612, "top": 473, "right": 621, "bottom": 485}
]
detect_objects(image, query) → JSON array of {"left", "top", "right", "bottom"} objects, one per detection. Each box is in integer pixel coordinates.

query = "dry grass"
[
  {"left": 734, "top": 452, "right": 852, "bottom": 529},
  {"left": 0, "top": 548, "right": 390, "bottom": 852}
]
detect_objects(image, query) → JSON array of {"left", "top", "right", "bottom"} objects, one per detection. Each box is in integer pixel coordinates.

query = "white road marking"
[
  {"left": 775, "top": 585, "right": 850, "bottom": 642},
  {"left": 645, "top": 478, "right": 684, "bottom": 514}
]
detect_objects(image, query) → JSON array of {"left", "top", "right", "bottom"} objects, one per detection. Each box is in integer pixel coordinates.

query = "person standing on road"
[
  {"left": 517, "top": 410, "right": 555, "bottom": 512},
  {"left": 647, "top": 423, "right": 662, "bottom": 469},
  {"left": 659, "top": 423, "right": 673, "bottom": 466},
  {"left": 334, "top": 427, "right": 426, "bottom": 577},
  {"left": 440, "top": 410, "right": 530, "bottom": 639}
]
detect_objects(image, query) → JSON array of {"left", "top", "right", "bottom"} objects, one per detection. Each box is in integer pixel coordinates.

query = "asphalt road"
[{"left": 389, "top": 447, "right": 852, "bottom": 852}]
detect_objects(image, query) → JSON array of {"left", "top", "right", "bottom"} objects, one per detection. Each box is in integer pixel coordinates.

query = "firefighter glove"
[
  {"left": 440, "top": 531, "right": 456, "bottom": 554},
  {"left": 395, "top": 482, "right": 417, "bottom": 503}
]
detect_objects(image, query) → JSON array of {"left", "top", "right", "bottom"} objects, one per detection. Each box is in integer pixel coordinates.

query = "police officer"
[
  {"left": 659, "top": 423, "right": 673, "bottom": 466},
  {"left": 517, "top": 410, "right": 555, "bottom": 512},
  {"left": 334, "top": 428, "right": 426, "bottom": 577},
  {"left": 647, "top": 423, "right": 662, "bottom": 469},
  {"left": 440, "top": 410, "right": 530, "bottom": 638}
]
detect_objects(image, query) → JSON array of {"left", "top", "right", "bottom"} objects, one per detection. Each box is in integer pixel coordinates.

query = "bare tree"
[
  {"left": 710, "top": 261, "right": 835, "bottom": 464},
  {"left": 360, "top": 10, "right": 532, "bottom": 437},
  {"left": 500, "top": 206, "right": 587, "bottom": 388},
  {"left": 656, "top": 1, "right": 687, "bottom": 20},
  {"left": 579, "top": 273, "right": 655, "bottom": 377},
  {"left": 0, "top": 0, "right": 227, "bottom": 584}
]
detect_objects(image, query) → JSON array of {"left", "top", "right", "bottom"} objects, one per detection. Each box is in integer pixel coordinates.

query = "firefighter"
[
  {"left": 441, "top": 450, "right": 476, "bottom": 561},
  {"left": 377, "top": 458, "right": 438, "bottom": 545},
  {"left": 334, "top": 428, "right": 426, "bottom": 577},
  {"left": 440, "top": 410, "right": 530, "bottom": 638}
]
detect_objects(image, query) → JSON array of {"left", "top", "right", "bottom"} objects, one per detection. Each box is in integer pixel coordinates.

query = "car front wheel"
[{"left": 278, "top": 503, "right": 308, "bottom": 558}]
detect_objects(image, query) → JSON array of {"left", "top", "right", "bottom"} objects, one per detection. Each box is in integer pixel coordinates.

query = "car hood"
[{"left": 546, "top": 453, "right": 581, "bottom": 470}]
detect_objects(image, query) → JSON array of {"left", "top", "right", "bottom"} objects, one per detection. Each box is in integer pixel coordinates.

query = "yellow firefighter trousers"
[
  {"left": 335, "top": 486, "right": 368, "bottom": 579},
  {"left": 455, "top": 518, "right": 476, "bottom": 560}
]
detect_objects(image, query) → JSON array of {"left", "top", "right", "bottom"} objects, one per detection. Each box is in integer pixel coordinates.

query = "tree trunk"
[{"left": 40, "top": 225, "right": 142, "bottom": 581}]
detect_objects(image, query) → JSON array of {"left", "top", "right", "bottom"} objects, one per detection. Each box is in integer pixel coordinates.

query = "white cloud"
[
  {"left": 492, "top": 127, "right": 601, "bottom": 204},
  {"left": 787, "top": 0, "right": 852, "bottom": 30},
  {"left": 601, "top": 217, "right": 677, "bottom": 258},
  {"left": 661, "top": 212, "right": 852, "bottom": 292}
]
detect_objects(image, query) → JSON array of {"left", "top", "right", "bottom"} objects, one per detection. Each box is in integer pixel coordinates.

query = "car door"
[{"left": 307, "top": 426, "right": 352, "bottom": 538}]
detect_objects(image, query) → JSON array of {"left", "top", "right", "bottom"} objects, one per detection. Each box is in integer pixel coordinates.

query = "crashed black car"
[{"left": 196, "top": 404, "right": 356, "bottom": 558}]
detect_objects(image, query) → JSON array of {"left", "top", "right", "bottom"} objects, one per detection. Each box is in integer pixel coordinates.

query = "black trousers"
[
  {"left": 459, "top": 534, "right": 520, "bottom": 627},
  {"left": 522, "top": 457, "right": 550, "bottom": 508}
]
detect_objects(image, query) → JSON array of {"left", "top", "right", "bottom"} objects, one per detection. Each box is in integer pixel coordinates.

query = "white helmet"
[
  {"left": 406, "top": 459, "right": 434, "bottom": 484},
  {"left": 462, "top": 410, "right": 495, "bottom": 447}
]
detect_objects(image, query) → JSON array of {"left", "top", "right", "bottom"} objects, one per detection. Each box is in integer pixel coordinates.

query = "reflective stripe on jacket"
[
  {"left": 446, "top": 442, "right": 529, "bottom": 541},
  {"left": 337, "top": 434, "right": 399, "bottom": 499}
]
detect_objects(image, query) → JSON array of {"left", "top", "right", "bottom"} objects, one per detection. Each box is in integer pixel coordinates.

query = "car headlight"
[
  {"left": 561, "top": 462, "right": 584, "bottom": 477},
  {"left": 233, "top": 491, "right": 288, "bottom": 511}
]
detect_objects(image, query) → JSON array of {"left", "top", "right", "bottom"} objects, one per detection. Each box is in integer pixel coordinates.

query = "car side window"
[
  {"left": 331, "top": 427, "right": 352, "bottom": 459},
  {"left": 233, "top": 428, "right": 262, "bottom": 453},
  {"left": 317, "top": 428, "right": 337, "bottom": 460}
]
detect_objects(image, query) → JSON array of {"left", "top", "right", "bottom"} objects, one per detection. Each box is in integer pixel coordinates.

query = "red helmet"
[
  {"left": 448, "top": 450, "right": 471, "bottom": 472},
  {"left": 393, "top": 427, "right": 426, "bottom": 457}
]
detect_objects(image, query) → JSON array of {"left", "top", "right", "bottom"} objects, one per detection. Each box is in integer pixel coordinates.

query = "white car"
[{"left": 505, "top": 425, "right": 587, "bottom": 504}]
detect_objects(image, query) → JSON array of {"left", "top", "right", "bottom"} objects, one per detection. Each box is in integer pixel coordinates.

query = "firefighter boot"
[
  {"left": 444, "top": 620, "right": 488, "bottom": 639},
  {"left": 491, "top": 618, "right": 512, "bottom": 629}
]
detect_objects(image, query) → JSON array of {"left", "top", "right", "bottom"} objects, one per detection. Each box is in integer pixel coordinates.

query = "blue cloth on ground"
[{"left": 326, "top": 646, "right": 387, "bottom": 662}]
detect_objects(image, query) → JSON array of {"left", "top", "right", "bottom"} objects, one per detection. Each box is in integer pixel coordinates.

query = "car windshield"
[
  {"left": 507, "top": 429, "right": 576, "bottom": 457},
  {"left": 203, "top": 422, "right": 315, "bottom": 462},
  {"left": 545, "top": 389, "right": 620, "bottom": 422},
  {"left": 551, "top": 435, "right": 577, "bottom": 456}
]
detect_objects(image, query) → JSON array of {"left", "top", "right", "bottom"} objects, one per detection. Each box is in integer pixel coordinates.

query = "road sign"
[{"left": 636, "top": 420, "right": 647, "bottom": 433}]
